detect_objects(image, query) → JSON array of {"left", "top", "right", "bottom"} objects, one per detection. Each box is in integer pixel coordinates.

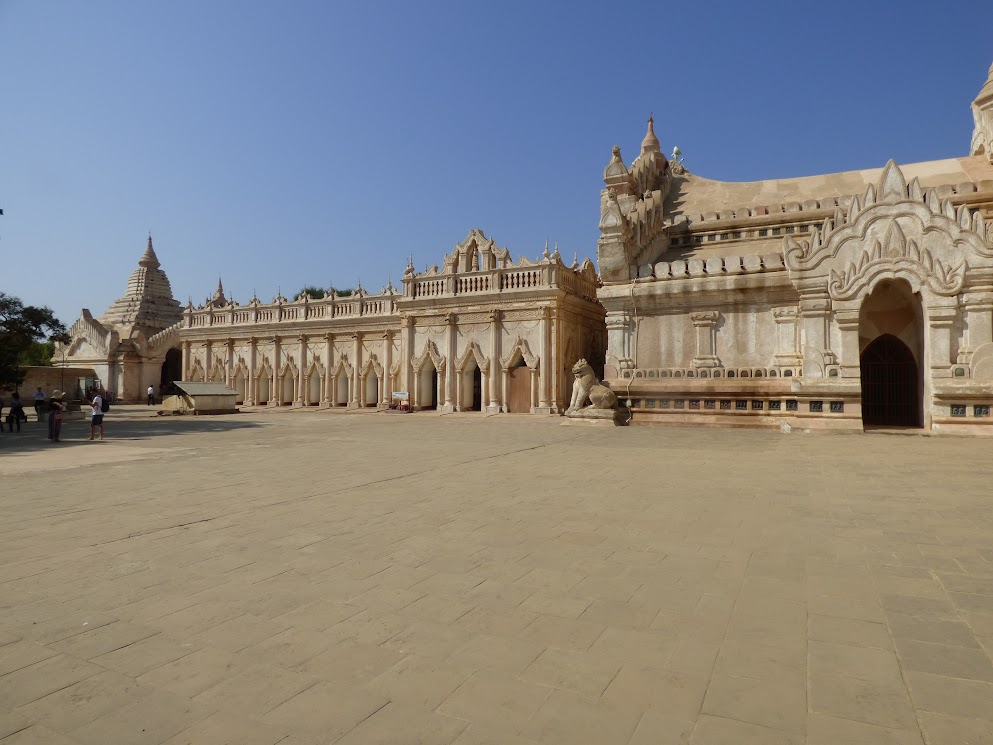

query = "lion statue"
[{"left": 566, "top": 359, "right": 617, "bottom": 413}]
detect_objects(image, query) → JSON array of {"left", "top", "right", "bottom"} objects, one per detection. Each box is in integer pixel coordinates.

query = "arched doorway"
[
  {"left": 257, "top": 372, "right": 271, "bottom": 405},
  {"left": 365, "top": 371, "right": 379, "bottom": 407},
  {"left": 462, "top": 365, "right": 482, "bottom": 411},
  {"left": 234, "top": 369, "right": 247, "bottom": 404},
  {"left": 307, "top": 372, "right": 321, "bottom": 405},
  {"left": 160, "top": 348, "right": 182, "bottom": 395},
  {"left": 336, "top": 374, "right": 349, "bottom": 406},
  {"left": 858, "top": 280, "right": 924, "bottom": 428},
  {"left": 280, "top": 369, "right": 294, "bottom": 405},
  {"left": 861, "top": 335, "right": 920, "bottom": 427},
  {"left": 419, "top": 363, "right": 438, "bottom": 410}
]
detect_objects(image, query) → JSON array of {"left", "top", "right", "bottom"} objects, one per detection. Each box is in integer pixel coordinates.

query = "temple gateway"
[{"left": 60, "top": 61, "right": 993, "bottom": 433}]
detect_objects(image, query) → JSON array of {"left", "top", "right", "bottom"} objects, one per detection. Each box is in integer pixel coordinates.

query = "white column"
[
  {"left": 248, "top": 337, "right": 257, "bottom": 404},
  {"left": 271, "top": 336, "right": 281, "bottom": 406},
  {"left": 322, "top": 333, "right": 333, "bottom": 406},
  {"left": 382, "top": 331, "right": 394, "bottom": 405},
  {"left": 296, "top": 335, "right": 307, "bottom": 406},
  {"left": 488, "top": 310, "right": 502, "bottom": 413},
  {"left": 539, "top": 307, "right": 551, "bottom": 410}
]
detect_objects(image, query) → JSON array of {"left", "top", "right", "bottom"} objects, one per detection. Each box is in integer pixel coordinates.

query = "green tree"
[
  {"left": 293, "top": 286, "right": 325, "bottom": 301},
  {"left": 18, "top": 340, "right": 55, "bottom": 367},
  {"left": 0, "top": 293, "right": 66, "bottom": 390},
  {"left": 293, "top": 286, "right": 355, "bottom": 300}
]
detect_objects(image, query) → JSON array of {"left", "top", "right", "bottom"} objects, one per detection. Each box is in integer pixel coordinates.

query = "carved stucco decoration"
[
  {"left": 411, "top": 340, "right": 445, "bottom": 374},
  {"left": 501, "top": 336, "right": 538, "bottom": 371},
  {"left": 455, "top": 341, "right": 489, "bottom": 374},
  {"left": 330, "top": 355, "right": 352, "bottom": 379},
  {"left": 208, "top": 355, "right": 226, "bottom": 380},
  {"left": 828, "top": 221, "right": 965, "bottom": 300},
  {"left": 359, "top": 354, "right": 384, "bottom": 379},
  {"left": 278, "top": 357, "right": 298, "bottom": 380},
  {"left": 188, "top": 359, "right": 206, "bottom": 381},
  {"left": 784, "top": 160, "right": 991, "bottom": 301},
  {"left": 305, "top": 357, "right": 325, "bottom": 379}
]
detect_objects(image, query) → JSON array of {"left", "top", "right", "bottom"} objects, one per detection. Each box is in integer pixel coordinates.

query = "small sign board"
[{"left": 390, "top": 391, "right": 410, "bottom": 412}]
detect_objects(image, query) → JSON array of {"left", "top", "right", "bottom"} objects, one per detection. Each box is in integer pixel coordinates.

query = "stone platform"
[{"left": 0, "top": 407, "right": 991, "bottom": 744}]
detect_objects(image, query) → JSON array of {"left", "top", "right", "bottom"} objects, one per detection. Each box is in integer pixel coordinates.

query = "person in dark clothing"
[{"left": 6, "top": 393, "right": 25, "bottom": 432}]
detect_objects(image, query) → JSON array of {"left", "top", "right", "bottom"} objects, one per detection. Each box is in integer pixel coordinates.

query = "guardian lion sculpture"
[{"left": 566, "top": 359, "right": 617, "bottom": 413}]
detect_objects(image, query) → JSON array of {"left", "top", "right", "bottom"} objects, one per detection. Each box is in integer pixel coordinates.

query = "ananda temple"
[{"left": 60, "top": 60, "right": 993, "bottom": 434}]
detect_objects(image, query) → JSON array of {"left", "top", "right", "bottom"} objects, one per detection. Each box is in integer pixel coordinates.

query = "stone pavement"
[{"left": 1, "top": 407, "right": 993, "bottom": 744}]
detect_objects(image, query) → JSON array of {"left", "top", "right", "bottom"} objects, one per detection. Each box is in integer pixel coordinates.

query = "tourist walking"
[
  {"left": 87, "top": 391, "right": 105, "bottom": 440},
  {"left": 147, "top": 385, "right": 155, "bottom": 406},
  {"left": 33, "top": 387, "right": 46, "bottom": 418},
  {"left": 6, "top": 393, "right": 25, "bottom": 433},
  {"left": 48, "top": 397, "right": 64, "bottom": 443}
]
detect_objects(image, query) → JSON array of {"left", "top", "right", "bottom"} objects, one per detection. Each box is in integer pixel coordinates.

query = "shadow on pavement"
[{"left": 0, "top": 416, "right": 264, "bottom": 453}]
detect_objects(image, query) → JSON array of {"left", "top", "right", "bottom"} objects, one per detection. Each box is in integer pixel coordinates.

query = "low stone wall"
[{"left": 1, "top": 366, "right": 97, "bottom": 400}]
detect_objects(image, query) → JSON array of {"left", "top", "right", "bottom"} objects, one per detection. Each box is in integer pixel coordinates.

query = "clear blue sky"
[{"left": 2, "top": 0, "right": 990, "bottom": 329}]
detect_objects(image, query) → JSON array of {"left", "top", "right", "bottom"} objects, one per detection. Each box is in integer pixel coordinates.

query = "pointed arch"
[
  {"left": 330, "top": 354, "right": 352, "bottom": 379},
  {"left": 412, "top": 340, "right": 445, "bottom": 373},
  {"left": 304, "top": 357, "right": 325, "bottom": 406},
  {"left": 455, "top": 341, "right": 489, "bottom": 373},
  {"left": 360, "top": 353, "right": 384, "bottom": 379},
  {"left": 188, "top": 358, "right": 206, "bottom": 382},
  {"left": 255, "top": 356, "right": 273, "bottom": 380},
  {"left": 501, "top": 336, "right": 538, "bottom": 370},
  {"left": 278, "top": 356, "right": 298, "bottom": 380},
  {"left": 208, "top": 355, "right": 226, "bottom": 383},
  {"left": 305, "top": 357, "right": 325, "bottom": 378}
]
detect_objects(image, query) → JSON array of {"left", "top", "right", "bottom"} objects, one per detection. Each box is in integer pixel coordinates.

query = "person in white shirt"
[
  {"left": 33, "top": 387, "right": 46, "bottom": 417},
  {"left": 87, "top": 393, "right": 105, "bottom": 440},
  {"left": 147, "top": 385, "right": 155, "bottom": 406}
]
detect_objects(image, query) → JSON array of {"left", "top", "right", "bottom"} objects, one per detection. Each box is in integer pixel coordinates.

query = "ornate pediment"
[
  {"left": 455, "top": 341, "right": 489, "bottom": 373},
  {"left": 784, "top": 161, "right": 991, "bottom": 288},
  {"left": 501, "top": 337, "right": 538, "bottom": 370},
  {"left": 360, "top": 354, "right": 383, "bottom": 377},
  {"left": 305, "top": 357, "right": 325, "bottom": 377},
  {"left": 828, "top": 221, "right": 965, "bottom": 300},
  {"left": 412, "top": 341, "right": 444, "bottom": 373},
  {"left": 331, "top": 354, "right": 352, "bottom": 377}
]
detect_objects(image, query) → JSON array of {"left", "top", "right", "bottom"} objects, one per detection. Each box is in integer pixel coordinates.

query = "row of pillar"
[{"left": 180, "top": 307, "right": 561, "bottom": 413}]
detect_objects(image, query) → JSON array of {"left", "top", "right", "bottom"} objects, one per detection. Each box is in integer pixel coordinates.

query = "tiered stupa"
[{"left": 97, "top": 234, "right": 183, "bottom": 336}]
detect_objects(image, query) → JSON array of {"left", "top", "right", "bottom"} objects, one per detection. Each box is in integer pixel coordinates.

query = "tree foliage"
[
  {"left": 293, "top": 286, "right": 355, "bottom": 300},
  {"left": 19, "top": 340, "right": 55, "bottom": 367},
  {"left": 0, "top": 292, "right": 66, "bottom": 390}
]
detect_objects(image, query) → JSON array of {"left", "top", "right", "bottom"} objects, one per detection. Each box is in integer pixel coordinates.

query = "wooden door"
[{"left": 507, "top": 367, "right": 531, "bottom": 413}]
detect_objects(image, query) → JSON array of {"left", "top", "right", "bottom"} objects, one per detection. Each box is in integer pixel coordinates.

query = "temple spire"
[
  {"left": 139, "top": 233, "right": 160, "bottom": 269},
  {"left": 640, "top": 114, "right": 660, "bottom": 155}
]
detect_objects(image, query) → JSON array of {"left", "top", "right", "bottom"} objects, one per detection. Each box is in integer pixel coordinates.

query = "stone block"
[
  {"left": 670, "top": 260, "right": 688, "bottom": 277},
  {"left": 742, "top": 255, "right": 764, "bottom": 273},
  {"left": 723, "top": 256, "right": 742, "bottom": 274},
  {"left": 654, "top": 262, "right": 670, "bottom": 279},
  {"left": 687, "top": 259, "right": 705, "bottom": 277},
  {"left": 705, "top": 257, "right": 724, "bottom": 274},
  {"left": 763, "top": 253, "right": 785, "bottom": 270}
]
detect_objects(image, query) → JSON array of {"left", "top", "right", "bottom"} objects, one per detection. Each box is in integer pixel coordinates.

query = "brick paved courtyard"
[{"left": 1, "top": 408, "right": 992, "bottom": 744}]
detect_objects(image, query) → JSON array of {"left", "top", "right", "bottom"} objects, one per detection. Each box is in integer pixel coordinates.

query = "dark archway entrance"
[
  {"left": 160, "top": 348, "right": 182, "bottom": 396},
  {"left": 470, "top": 366, "right": 482, "bottom": 411},
  {"left": 860, "top": 334, "right": 920, "bottom": 427}
]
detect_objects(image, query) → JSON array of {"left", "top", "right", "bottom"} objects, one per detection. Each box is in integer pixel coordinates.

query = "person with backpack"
[{"left": 87, "top": 390, "right": 107, "bottom": 440}]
